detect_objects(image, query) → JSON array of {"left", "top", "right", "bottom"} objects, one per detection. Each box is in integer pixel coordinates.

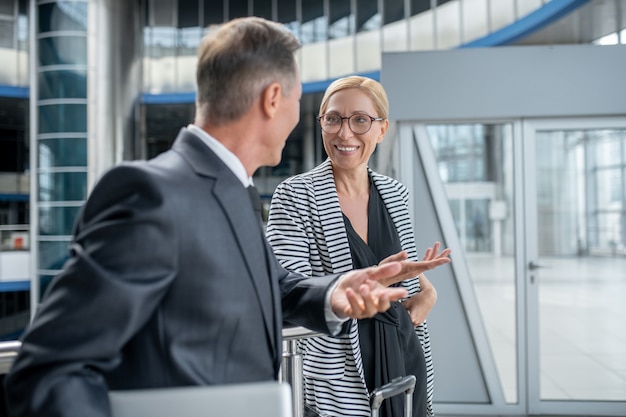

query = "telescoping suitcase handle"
[{"left": 370, "top": 374, "right": 417, "bottom": 417}]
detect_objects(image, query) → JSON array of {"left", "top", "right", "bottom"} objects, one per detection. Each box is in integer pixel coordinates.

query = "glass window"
[
  {"left": 38, "top": 206, "right": 81, "bottom": 236},
  {"left": 426, "top": 122, "right": 518, "bottom": 402},
  {"left": 253, "top": 0, "right": 273, "bottom": 20},
  {"left": 277, "top": 1, "right": 299, "bottom": 38},
  {"left": 427, "top": 124, "right": 487, "bottom": 182},
  {"left": 144, "top": 26, "right": 177, "bottom": 58},
  {"left": 356, "top": 0, "right": 380, "bottom": 32},
  {"left": 591, "top": 129, "right": 624, "bottom": 166},
  {"left": 277, "top": 0, "right": 296, "bottom": 23},
  {"left": 228, "top": 0, "right": 248, "bottom": 20},
  {"left": 38, "top": 36, "right": 87, "bottom": 66},
  {"left": 177, "top": 0, "right": 199, "bottom": 27},
  {"left": 144, "top": 103, "right": 195, "bottom": 159},
  {"left": 203, "top": 1, "right": 224, "bottom": 25},
  {"left": 38, "top": 138, "right": 87, "bottom": 168},
  {"left": 38, "top": 103, "right": 87, "bottom": 134},
  {"left": 0, "top": 0, "right": 14, "bottom": 15},
  {"left": 467, "top": 199, "right": 490, "bottom": 252},
  {"left": 301, "top": 0, "right": 326, "bottom": 44},
  {"left": 38, "top": 70, "right": 87, "bottom": 100},
  {"left": 383, "top": 0, "right": 404, "bottom": 25},
  {"left": 38, "top": 2, "right": 88, "bottom": 33},
  {"left": 410, "top": 0, "right": 430, "bottom": 16},
  {"left": 18, "top": 0, "right": 28, "bottom": 14},
  {"left": 179, "top": 26, "right": 202, "bottom": 55},
  {"left": 38, "top": 274, "right": 56, "bottom": 300},
  {"left": 329, "top": 0, "right": 353, "bottom": 39},
  {"left": 17, "top": 13, "right": 27, "bottom": 52},
  {"left": 38, "top": 172, "right": 87, "bottom": 202},
  {"left": 0, "top": 20, "right": 14, "bottom": 49},
  {"left": 38, "top": 239, "right": 71, "bottom": 271},
  {"left": 150, "top": 0, "right": 175, "bottom": 26}
]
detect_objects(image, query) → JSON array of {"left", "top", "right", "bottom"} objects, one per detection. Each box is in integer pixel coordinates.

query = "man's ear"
[{"left": 261, "top": 82, "right": 282, "bottom": 119}]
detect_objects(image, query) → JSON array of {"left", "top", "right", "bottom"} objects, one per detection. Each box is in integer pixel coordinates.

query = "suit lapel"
[
  {"left": 215, "top": 178, "right": 277, "bottom": 358},
  {"left": 172, "top": 129, "right": 277, "bottom": 357}
]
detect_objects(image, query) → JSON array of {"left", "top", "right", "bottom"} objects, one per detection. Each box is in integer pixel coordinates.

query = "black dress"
[{"left": 342, "top": 182, "right": 427, "bottom": 417}]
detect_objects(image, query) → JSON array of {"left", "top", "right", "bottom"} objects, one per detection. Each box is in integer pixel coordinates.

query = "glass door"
[{"left": 523, "top": 117, "right": 626, "bottom": 416}]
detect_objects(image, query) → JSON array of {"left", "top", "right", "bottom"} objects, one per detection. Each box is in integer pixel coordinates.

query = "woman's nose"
[{"left": 338, "top": 120, "right": 353, "bottom": 139}]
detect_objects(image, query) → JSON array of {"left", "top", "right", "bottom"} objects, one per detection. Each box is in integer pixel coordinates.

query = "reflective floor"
[{"left": 467, "top": 253, "right": 626, "bottom": 405}]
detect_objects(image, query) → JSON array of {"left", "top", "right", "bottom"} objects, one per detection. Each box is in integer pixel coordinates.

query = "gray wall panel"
[{"left": 382, "top": 45, "right": 626, "bottom": 121}]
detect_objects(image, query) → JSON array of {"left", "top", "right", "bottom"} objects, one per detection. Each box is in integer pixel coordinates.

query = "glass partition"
[{"left": 426, "top": 122, "right": 518, "bottom": 403}]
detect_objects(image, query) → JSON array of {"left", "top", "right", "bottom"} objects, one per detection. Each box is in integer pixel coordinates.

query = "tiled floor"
[{"left": 466, "top": 253, "right": 626, "bottom": 408}]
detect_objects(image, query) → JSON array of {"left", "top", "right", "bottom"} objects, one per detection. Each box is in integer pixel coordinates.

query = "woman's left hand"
[
  {"left": 378, "top": 242, "right": 451, "bottom": 287},
  {"left": 402, "top": 274, "right": 437, "bottom": 326}
]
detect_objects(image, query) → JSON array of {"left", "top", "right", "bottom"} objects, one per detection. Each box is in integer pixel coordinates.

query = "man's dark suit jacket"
[{"left": 4, "top": 129, "right": 346, "bottom": 417}]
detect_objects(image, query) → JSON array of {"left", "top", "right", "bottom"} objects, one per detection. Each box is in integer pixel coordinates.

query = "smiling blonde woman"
[{"left": 267, "top": 76, "right": 451, "bottom": 417}]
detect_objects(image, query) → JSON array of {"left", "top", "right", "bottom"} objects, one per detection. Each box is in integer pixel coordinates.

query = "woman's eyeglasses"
[{"left": 317, "top": 113, "right": 385, "bottom": 135}]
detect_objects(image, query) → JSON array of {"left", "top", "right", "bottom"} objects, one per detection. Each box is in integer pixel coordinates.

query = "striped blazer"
[{"left": 266, "top": 159, "right": 434, "bottom": 417}]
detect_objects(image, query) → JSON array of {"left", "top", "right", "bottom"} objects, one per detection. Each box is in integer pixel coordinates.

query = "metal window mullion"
[
  {"left": 378, "top": 0, "right": 383, "bottom": 52},
  {"left": 431, "top": 0, "right": 437, "bottom": 49},
  {"left": 617, "top": 0, "right": 623, "bottom": 44},
  {"left": 29, "top": 0, "right": 40, "bottom": 320},
  {"left": 37, "top": 0, "right": 88, "bottom": 5},
  {"left": 351, "top": 0, "right": 356, "bottom": 71},
  {"left": 38, "top": 132, "right": 87, "bottom": 140},
  {"left": 37, "top": 98, "right": 88, "bottom": 106},
  {"left": 12, "top": 0, "right": 18, "bottom": 50},
  {"left": 486, "top": 0, "right": 492, "bottom": 34},
  {"left": 459, "top": 0, "right": 464, "bottom": 45},
  {"left": 324, "top": 0, "right": 329, "bottom": 77},
  {"left": 404, "top": 0, "right": 409, "bottom": 49},
  {"left": 39, "top": 268, "right": 68, "bottom": 275},
  {"left": 36, "top": 201, "right": 85, "bottom": 207},
  {"left": 38, "top": 64, "right": 87, "bottom": 72},
  {"left": 37, "top": 30, "right": 87, "bottom": 39},
  {"left": 37, "top": 167, "right": 89, "bottom": 174}
]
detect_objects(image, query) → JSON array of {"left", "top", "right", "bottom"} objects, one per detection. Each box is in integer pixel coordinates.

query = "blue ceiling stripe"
[
  {"left": 142, "top": 92, "right": 196, "bottom": 104},
  {"left": 0, "top": 281, "right": 30, "bottom": 293},
  {"left": 460, "top": 0, "right": 591, "bottom": 48},
  {"left": 0, "top": 193, "right": 29, "bottom": 202},
  {"left": 0, "top": 85, "right": 29, "bottom": 98}
]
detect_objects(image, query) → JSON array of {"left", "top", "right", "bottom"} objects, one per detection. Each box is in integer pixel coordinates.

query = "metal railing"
[
  {"left": 280, "top": 326, "right": 323, "bottom": 417},
  {"left": 0, "top": 328, "right": 323, "bottom": 417},
  {"left": 0, "top": 340, "right": 20, "bottom": 375}
]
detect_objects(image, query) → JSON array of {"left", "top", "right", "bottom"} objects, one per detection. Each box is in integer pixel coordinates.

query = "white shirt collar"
[{"left": 186, "top": 124, "right": 254, "bottom": 187}]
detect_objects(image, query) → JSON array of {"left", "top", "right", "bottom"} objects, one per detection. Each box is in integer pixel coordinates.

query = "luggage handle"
[{"left": 370, "top": 375, "right": 416, "bottom": 417}]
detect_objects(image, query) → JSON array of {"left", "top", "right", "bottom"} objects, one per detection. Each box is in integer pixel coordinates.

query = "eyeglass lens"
[{"left": 319, "top": 114, "right": 374, "bottom": 134}]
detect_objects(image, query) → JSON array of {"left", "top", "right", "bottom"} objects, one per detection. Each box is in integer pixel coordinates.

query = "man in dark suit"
[{"left": 2, "top": 17, "right": 440, "bottom": 417}]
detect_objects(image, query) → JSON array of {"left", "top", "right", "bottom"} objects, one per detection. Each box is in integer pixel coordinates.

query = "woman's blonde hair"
[{"left": 319, "top": 76, "right": 389, "bottom": 119}]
